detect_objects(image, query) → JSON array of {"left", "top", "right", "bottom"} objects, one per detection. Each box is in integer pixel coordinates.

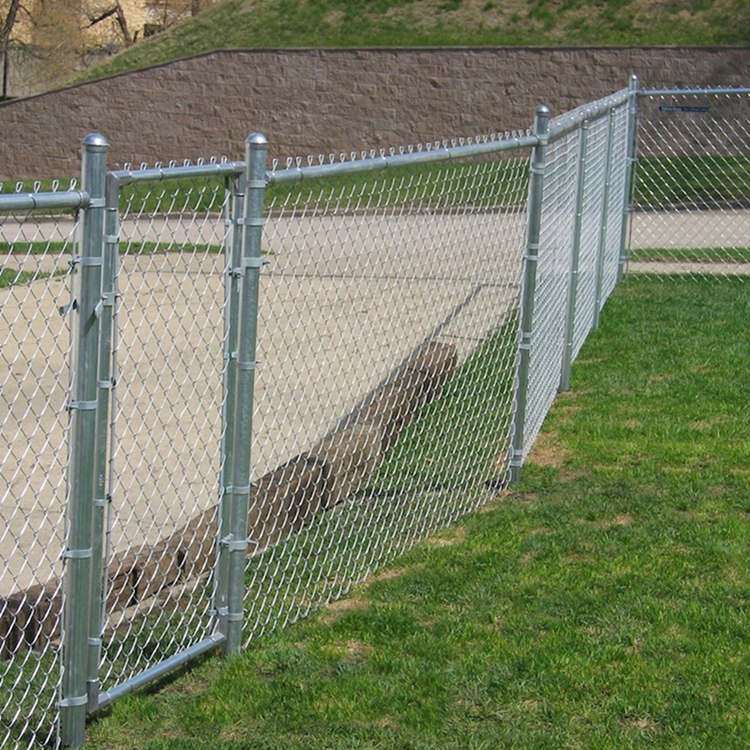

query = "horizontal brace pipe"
[
  {"left": 639, "top": 87, "right": 750, "bottom": 97},
  {"left": 266, "top": 135, "right": 540, "bottom": 185},
  {"left": 94, "top": 633, "right": 226, "bottom": 711},
  {"left": 110, "top": 161, "right": 243, "bottom": 186},
  {"left": 0, "top": 190, "right": 89, "bottom": 212}
]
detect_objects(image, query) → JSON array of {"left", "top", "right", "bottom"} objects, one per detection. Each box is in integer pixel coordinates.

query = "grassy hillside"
[{"left": 82, "top": 0, "right": 749, "bottom": 81}]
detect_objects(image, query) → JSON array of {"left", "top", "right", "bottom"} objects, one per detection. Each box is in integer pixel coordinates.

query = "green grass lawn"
[
  {"left": 79, "top": 0, "right": 750, "bottom": 82},
  {"left": 85, "top": 275, "right": 750, "bottom": 749}
]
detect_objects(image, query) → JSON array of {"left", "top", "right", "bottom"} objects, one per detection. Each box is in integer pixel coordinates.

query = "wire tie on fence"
[
  {"left": 226, "top": 539, "right": 249, "bottom": 552},
  {"left": 58, "top": 694, "right": 88, "bottom": 709},
  {"left": 63, "top": 547, "right": 93, "bottom": 560},
  {"left": 59, "top": 300, "right": 78, "bottom": 316},
  {"left": 67, "top": 399, "right": 98, "bottom": 411}
]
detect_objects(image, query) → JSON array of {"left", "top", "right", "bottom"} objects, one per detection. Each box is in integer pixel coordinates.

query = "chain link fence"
[
  {"left": 0, "top": 81, "right": 747, "bottom": 748},
  {"left": 0, "top": 186, "right": 82, "bottom": 748},
  {"left": 628, "top": 88, "right": 750, "bottom": 276}
]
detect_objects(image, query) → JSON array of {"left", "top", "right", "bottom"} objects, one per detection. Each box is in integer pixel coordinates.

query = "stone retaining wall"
[{"left": 0, "top": 47, "right": 747, "bottom": 178}]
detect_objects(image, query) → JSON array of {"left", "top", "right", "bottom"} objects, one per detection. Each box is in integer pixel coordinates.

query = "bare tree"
[
  {"left": 0, "top": 0, "right": 25, "bottom": 99},
  {"left": 86, "top": 1, "right": 132, "bottom": 45}
]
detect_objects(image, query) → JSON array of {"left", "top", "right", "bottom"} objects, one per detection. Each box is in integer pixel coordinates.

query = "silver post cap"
[
  {"left": 247, "top": 133, "right": 268, "bottom": 146},
  {"left": 82, "top": 132, "right": 108, "bottom": 150}
]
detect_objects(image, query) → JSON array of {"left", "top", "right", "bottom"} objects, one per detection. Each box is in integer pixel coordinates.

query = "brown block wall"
[{"left": 0, "top": 46, "right": 747, "bottom": 178}]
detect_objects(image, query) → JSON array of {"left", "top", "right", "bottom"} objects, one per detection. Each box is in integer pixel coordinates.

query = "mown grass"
[
  {"left": 79, "top": 0, "right": 750, "bottom": 82},
  {"left": 85, "top": 276, "right": 750, "bottom": 749},
  {"left": 634, "top": 155, "right": 750, "bottom": 209},
  {"left": 629, "top": 247, "right": 750, "bottom": 263}
]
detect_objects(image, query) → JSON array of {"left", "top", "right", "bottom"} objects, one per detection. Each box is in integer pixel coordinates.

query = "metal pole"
[
  {"left": 85, "top": 172, "right": 117, "bottom": 713},
  {"left": 617, "top": 74, "right": 639, "bottom": 281},
  {"left": 214, "top": 174, "right": 244, "bottom": 638},
  {"left": 224, "top": 133, "right": 268, "bottom": 655},
  {"left": 593, "top": 108, "right": 616, "bottom": 330},
  {"left": 510, "top": 105, "right": 549, "bottom": 485},
  {"left": 61, "top": 133, "right": 107, "bottom": 748},
  {"left": 560, "top": 121, "right": 589, "bottom": 392}
]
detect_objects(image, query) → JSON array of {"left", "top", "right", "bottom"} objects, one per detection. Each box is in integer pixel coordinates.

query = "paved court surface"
[
  {"left": 1, "top": 207, "right": 747, "bottom": 595},
  {"left": 0, "top": 208, "right": 524, "bottom": 595}
]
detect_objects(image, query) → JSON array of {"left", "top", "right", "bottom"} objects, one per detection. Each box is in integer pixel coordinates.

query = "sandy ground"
[
  {"left": 0, "top": 208, "right": 525, "bottom": 595},
  {"left": 1, "top": 206, "right": 747, "bottom": 595}
]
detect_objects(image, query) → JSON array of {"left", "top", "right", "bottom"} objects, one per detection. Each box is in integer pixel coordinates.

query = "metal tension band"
[
  {"left": 223, "top": 484, "right": 252, "bottom": 495},
  {"left": 88, "top": 637, "right": 102, "bottom": 647},
  {"left": 58, "top": 695, "right": 88, "bottom": 709},
  {"left": 247, "top": 179, "right": 266, "bottom": 189},
  {"left": 75, "top": 256, "right": 104, "bottom": 267},
  {"left": 237, "top": 217, "right": 265, "bottom": 228},
  {"left": 104, "top": 234, "right": 119, "bottom": 245},
  {"left": 101, "top": 291, "right": 116, "bottom": 307},
  {"left": 94, "top": 497, "right": 108, "bottom": 508},
  {"left": 237, "top": 360, "right": 256, "bottom": 372},
  {"left": 87, "top": 197, "right": 106, "bottom": 209},
  {"left": 226, "top": 612, "right": 244, "bottom": 623},
  {"left": 67, "top": 400, "right": 97, "bottom": 411},
  {"left": 97, "top": 378, "right": 113, "bottom": 390},
  {"left": 530, "top": 164, "right": 546, "bottom": 176},
  {"left": 63, "top": 547, "right": 92, "bottom": 560}
]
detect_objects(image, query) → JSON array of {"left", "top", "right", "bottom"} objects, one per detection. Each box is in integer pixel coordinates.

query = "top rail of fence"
[
  {"left": 266, "top": 133, "right": 539, "bottom": 186},
  {"left": 0, "top": 189, "right": 89, "bottom": 212},
  {"left": 639, "top": 87, "right": 750, "bottom": 97},
  {"left": 109, "top": 160, "right": 243, "bottom": 186},
  {"left": 548, "top": 87, "right": 630, "bottom": 140}
]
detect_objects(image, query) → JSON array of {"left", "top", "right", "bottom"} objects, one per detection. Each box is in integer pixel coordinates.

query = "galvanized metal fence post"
[
  {"left": 510, "top": 105, "right": 550, "bottom": 484},
  {"left": 593, "top": 108, "right": 616, "bottom": 329},
  {"left": 560, "top": 120, "right": 589, "bottom": 392},
  {"left": 85, "top": 171, "right": 118, "bottom": 713},
  {"left": 224, "top": 134, "right": 268, "bottom": 655},
  {"left": 61, "top": 133, "right": 108, "bottom": 748},
  {"left": 214, "top": 174, "right": 245, "bottom": 639},
  {"left": 617, "top": 73, "right": 639, "bottom": 281}
]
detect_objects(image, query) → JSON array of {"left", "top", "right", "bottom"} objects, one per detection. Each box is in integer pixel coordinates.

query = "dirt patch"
[
  {"left": 527, "top": 430, "right": 572, "bottom": 469},
  {"left": 370, "top": 564, "right": 424, "bottom": 583},
  {"left": 577, "top": 513, "right": 634, "bottom": 529},
  {"left": 330, "top": 639, "right": 375, "bottom": 658},
  {"left": 626, "top": 716, "right": 659, "bottom": 732},
  {"left": 320, "top": 597, "right": 369, "bottom": 625},
  {"left": 427, "top": 527, "right": 466, "bottom": 547}
]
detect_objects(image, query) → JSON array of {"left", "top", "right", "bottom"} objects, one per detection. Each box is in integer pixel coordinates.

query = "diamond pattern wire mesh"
[
  {"left": 628, "top": 90, "right": 750, "bottom": 277},
  {"left": 240, "top": 152, "right": 530, "bottom": 644},
  {"left": 97, "top": 173, "right": 231, "bottom": 695},
  {"left": 572, "top": 113, "right": 609, "bottom": 359},
  {"left": 0, "top": 188, "right": 81, "bottom": 748},
  {"left": 522, "top": 127, "right": 579, "bottom": 457}
]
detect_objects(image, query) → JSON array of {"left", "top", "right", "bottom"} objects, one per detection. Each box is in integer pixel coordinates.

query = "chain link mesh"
[
  {"left": 628, "top": 90, "right": 750, "bottom": 277},
  {"left": 2, "top": 84, "right": 745, "bottom": 747},
  {"left": 97, "top": 172, "right": 231, "bottom": 695},
  {"left": 241, "top": 153, "right": 528, "bottom": 643},
  {"left": 0, "top": 185, "right": 81, "bottom": 748}
]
